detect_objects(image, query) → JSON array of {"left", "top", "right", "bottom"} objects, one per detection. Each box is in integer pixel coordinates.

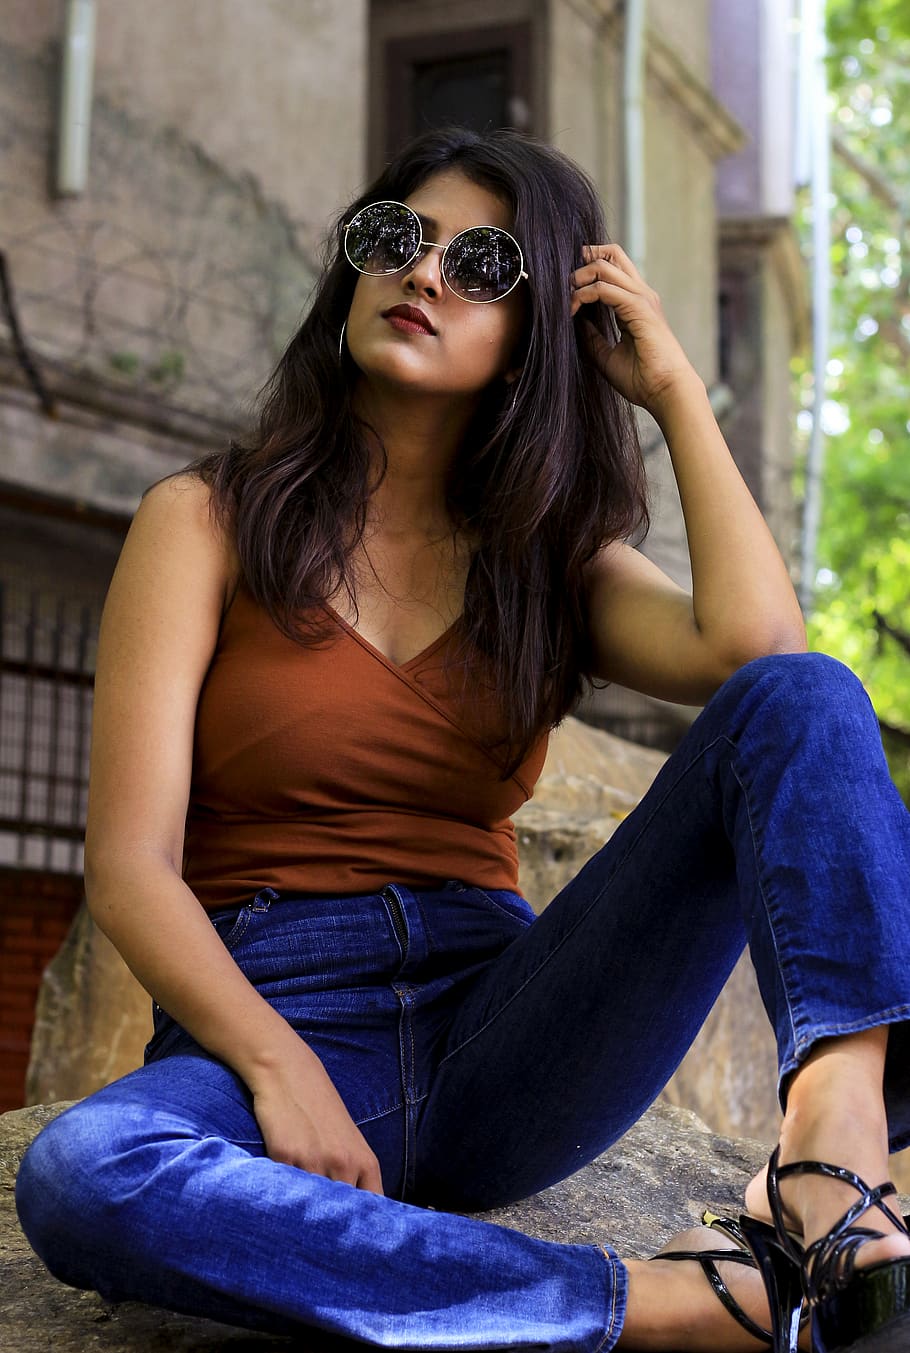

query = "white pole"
[
  {"left": 57, "top": 0, "right": 97, "bottom": 196},
  {"left": 798, "top": 0, "right": 831, "bottom": 613},
  {"left": 623, "top": 0, "right": 647, "bottom": 272}
]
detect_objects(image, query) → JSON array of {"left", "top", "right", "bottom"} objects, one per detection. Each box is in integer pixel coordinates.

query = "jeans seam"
[
  {"left": 395, "top": 988, "right": 418, "bottom": 1197},
  {"left": 468, "top": 886, "right": 534, "bottom": 924},
  {"left": 353, "top": 1101, "right": 405, "bottom": 1127},
  {"left": 729, "top": 753, "right": 801, "bottom": 1060},
  {"left": 780, "top": 1006, "right": 910, "bottom": 1078},
  {"left": 217, "top": 904, "right": 254, "bottom": 954},
  {"left": 594, "top": 1246, "right": 620, "bottom": 1352}
]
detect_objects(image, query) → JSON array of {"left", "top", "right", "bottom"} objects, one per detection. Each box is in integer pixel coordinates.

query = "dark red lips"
[{"left": 381, "top": 304, "right": 437, "bottom": 335}]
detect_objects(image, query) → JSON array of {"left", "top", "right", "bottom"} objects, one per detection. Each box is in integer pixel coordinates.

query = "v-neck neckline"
[{"left": 323, "top": 603, "right": 460, "bottom": 674}]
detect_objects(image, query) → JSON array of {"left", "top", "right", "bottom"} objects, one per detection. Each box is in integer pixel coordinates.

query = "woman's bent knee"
[
  {"left": 727, "top": 649, "right": 861, "bottom": 695},
  {"left": 715, "top": 650, "right": 875, "bottom": 731},
  {"left": 15, "top": 1101, "right": 132, "bottom": 1286}
]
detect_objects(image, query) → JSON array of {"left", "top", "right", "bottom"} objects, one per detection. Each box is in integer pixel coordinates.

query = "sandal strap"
[
  {"left": 661, "top": 1247, "right": 756, "bottom": 1266},
  {"left": 654, "top": 1249, "right": 771, "bottom": 1343},
  {"left": 701, "top": 1209, "right": 751, "bottom": 1250},
  {"left": 766, "top": 1146, "right": 910, "bottom": 1304}
]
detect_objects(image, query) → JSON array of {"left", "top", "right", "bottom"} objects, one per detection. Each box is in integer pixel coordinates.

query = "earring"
[{"left": 338, "top": 321, "right": 346, "bottom": 362}]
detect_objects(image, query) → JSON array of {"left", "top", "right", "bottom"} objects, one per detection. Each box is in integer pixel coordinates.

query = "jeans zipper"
[{"left": 381, "top": 886, "right": 409, "bottom": 959}]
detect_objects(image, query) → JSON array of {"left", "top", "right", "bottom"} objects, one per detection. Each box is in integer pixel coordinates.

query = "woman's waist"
[
  {"left": 182, "top": 812, "right": 521, "bottom": 910},
  {"left": 199, "top": 878, "right": 535, "bottom": 988}
]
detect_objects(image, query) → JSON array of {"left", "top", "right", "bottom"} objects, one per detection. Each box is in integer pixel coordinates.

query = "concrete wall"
[
  {"left": 760, "top": 227, "right": 804, "bottom": 551},
  {"left": 713, "top": 0, "right": 763, "bottom": 214},
  {"left": 547, "top": 0, "right": 615, "bottom": 195},
  {"left": 650, "top": 0, "right": 712, "bottom": 84},
  {"left": 1, "top": 1, "right": 367, "bottom": 511},
  {"left": 6, "top": 0, "right": 367, "bottom": 232},
  {"left": 2, "top": 0, "right": 789, "bottom": 535},
  {"left": 546, "top": 0, "right": 746, "bottom": 600}
]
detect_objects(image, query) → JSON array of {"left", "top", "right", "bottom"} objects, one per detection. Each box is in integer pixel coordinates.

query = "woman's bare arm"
[
  {"left": 571, "top": 244, "right": 806, "bottom": 701},
  {"left": 584, "top": 377, "right": 807, "bottom": 704},
  {"left": 84, "top": 473, "right": 382, "bottom": 1191}
]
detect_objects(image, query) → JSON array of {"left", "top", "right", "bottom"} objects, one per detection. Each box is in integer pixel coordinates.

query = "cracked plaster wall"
[{"left": 1, "top": 4, "right": 366, "bottom": 509}]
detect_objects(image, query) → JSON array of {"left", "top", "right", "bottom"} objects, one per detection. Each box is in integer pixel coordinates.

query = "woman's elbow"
[{"left": 717, "top": 621, "right": 809, "bottom": 684}]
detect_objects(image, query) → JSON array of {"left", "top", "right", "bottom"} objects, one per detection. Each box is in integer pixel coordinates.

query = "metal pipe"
[
  {"left": 56, "top": 0, "right": 97, "bottom": 196},
  {"left": 623, "top": 0, "right": 647, "bottom": 270},
  {"left": 797, "top": 0, "right": 831, "bottom": 614}
]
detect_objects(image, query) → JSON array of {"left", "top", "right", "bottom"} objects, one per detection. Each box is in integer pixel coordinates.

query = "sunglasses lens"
[
  {"left": 444, "top": 227, "right": 523, "bottom": 302},
  {"left": 345, "top": 203, "right": 419, "bottom": 274}
]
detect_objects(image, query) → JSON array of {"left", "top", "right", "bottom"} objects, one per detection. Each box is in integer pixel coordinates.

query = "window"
[
  {"left": 0, "top": 583, "right": 99, "bottom": 874},
  {"left": 375, "top": 22, "right": 534, "bottom": 169},
  {"left": 0, "top": 502, "right": 123, "bottom": 874}
]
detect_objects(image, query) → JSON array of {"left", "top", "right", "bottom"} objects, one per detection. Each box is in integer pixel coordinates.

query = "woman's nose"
[{"left": 402, "top": 242, "right": 445, "bottom": 298}]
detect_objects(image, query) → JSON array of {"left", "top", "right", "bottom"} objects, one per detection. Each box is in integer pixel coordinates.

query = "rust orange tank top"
[{"left": 182, "top": 585, "right": 549, "bottom": 908}]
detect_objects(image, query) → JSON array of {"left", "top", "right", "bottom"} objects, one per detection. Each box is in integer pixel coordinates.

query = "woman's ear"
[{"left": 504, "top": 366, "right": 524, "bottom": 386}]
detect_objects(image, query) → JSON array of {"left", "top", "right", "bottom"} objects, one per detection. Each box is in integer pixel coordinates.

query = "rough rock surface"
[
  {"left": 25, "top": 904, "right": 154, "bottom": 1105},
  {"left": 3, "top": 1096, "right": 784, "bottom": 1352}
]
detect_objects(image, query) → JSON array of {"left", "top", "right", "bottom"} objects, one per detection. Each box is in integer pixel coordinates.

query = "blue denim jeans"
[{"left": 15, "top": 654, "right": 910, "bottom": 1349}]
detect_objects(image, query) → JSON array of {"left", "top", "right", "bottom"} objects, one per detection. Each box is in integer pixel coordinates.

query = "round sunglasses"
[{"left": 343, "top": 200, "right": 528, "bottom": 304}]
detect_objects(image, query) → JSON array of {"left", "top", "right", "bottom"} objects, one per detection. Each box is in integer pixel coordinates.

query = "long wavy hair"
[{"left": 192, "top": 126, "right": 648, "bottom": 777}]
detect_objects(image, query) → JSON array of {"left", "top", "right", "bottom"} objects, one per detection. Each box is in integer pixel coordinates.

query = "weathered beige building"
[{"left": 0, "top": 0, "right": 808, "bottom": 1109}]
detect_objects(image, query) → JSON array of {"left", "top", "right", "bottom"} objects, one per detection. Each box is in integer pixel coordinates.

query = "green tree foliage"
[{"left": 799, "top": 1, "right": 910, "bottom": 795}]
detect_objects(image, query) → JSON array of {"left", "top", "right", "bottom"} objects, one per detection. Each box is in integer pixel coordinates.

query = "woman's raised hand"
[
  {"left": 248, "top": 1038, "right": 384, "bottom": 1194},
  {"left": 569, "top": 243, "right": 699, "bottom": 414}
]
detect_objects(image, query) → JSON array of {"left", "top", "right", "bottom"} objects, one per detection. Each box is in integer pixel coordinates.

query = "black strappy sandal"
[
  {"left": 738, "top": 1146, "right": 910, "bottom": 1353},
  {"left": 654, "top": 1209, "right": 775, "bottom": 1347}
]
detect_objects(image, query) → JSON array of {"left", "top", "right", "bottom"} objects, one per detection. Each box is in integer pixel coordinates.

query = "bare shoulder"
[
  {"left": 98, "top": 468, "right": 244, "bottom": 695},
  {"left": 110, "top": 473, "right": 240, "bottom": 616},
  {"left": 130, "top": 471, "right": 241, "bottom": 605},
  {"left": 139, "top": 469, "right": 213, "bottom": 516},
  {"left": 86, "top": 471, "right": 242, "bottom": 876}
]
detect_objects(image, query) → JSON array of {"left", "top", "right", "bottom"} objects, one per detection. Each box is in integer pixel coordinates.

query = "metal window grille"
[{"left": 0, "top": 581, "right": 99, "bottom": 874}]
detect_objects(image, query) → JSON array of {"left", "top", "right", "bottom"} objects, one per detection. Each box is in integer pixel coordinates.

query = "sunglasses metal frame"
[{"left": 343, "top": 199, "right": 529, "bottom": 304}]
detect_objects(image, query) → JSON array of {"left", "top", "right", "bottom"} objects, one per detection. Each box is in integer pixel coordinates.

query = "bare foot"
[
  {"left": 745, "top": 1031, "right": 910, "bottom": 1274},
  {"left": 619, "top": 1224, "right": 780, "bottom": 1350}
]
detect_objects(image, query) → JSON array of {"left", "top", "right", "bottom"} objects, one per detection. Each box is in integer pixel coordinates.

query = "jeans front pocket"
[
  {"left": 209, "top": 904, "right": 253, "bottom": 953},
  {"left": 208, "top": 887, "right": 279, "bottom": 955},
  {"left": 464, "top": 885, "right": 536, "bottom": 928}
]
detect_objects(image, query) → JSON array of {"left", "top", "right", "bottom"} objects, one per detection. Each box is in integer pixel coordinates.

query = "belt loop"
[{"left": 251, "top": 886, "right": 278, "bottom": 913}]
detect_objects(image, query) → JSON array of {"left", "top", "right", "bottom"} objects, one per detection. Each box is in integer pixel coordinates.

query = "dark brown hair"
[{"left": 191, "top": 126, "right": 648, "bottom": 776}]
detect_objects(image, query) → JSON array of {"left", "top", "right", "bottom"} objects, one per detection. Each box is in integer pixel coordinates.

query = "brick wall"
[{"left": 0, "top": 867, "right": 83, "bottom": 1110}]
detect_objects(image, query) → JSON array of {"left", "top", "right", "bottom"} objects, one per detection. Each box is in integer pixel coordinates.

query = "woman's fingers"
[
  {"left": 571, "top": 259, "right": 651, "bottom": 298},
  {"left": 570, "top": 242, "right": 653, "bottom": 308},
  {"left": 570, "top": 256, "right": 652, "bottom": 321},
  {"left": 358, "top": 1155, "right": 385, "bottom": 1196},
  {"left": 567, "top": 247, "right": 695, "bottom": 408},
  {"left": 251, "top": 1049, "right": 387, "bottom": 1194},
  {"left": 275, "top": 1136, "right": 383, "bottom": 1193},
  {"left": 568, "top": 275, "right": 646, "bottom": 319},
  {"left": 582, "top": 241, "right": 645, "bottom": 283},
  {"left": 325, "top": 1143, "right": 383, "bottom": 1192}
]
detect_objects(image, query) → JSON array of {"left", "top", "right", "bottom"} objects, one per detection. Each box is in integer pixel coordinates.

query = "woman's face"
[{"left": 344, "top": 169, "right": 527, "bottom": 400}]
